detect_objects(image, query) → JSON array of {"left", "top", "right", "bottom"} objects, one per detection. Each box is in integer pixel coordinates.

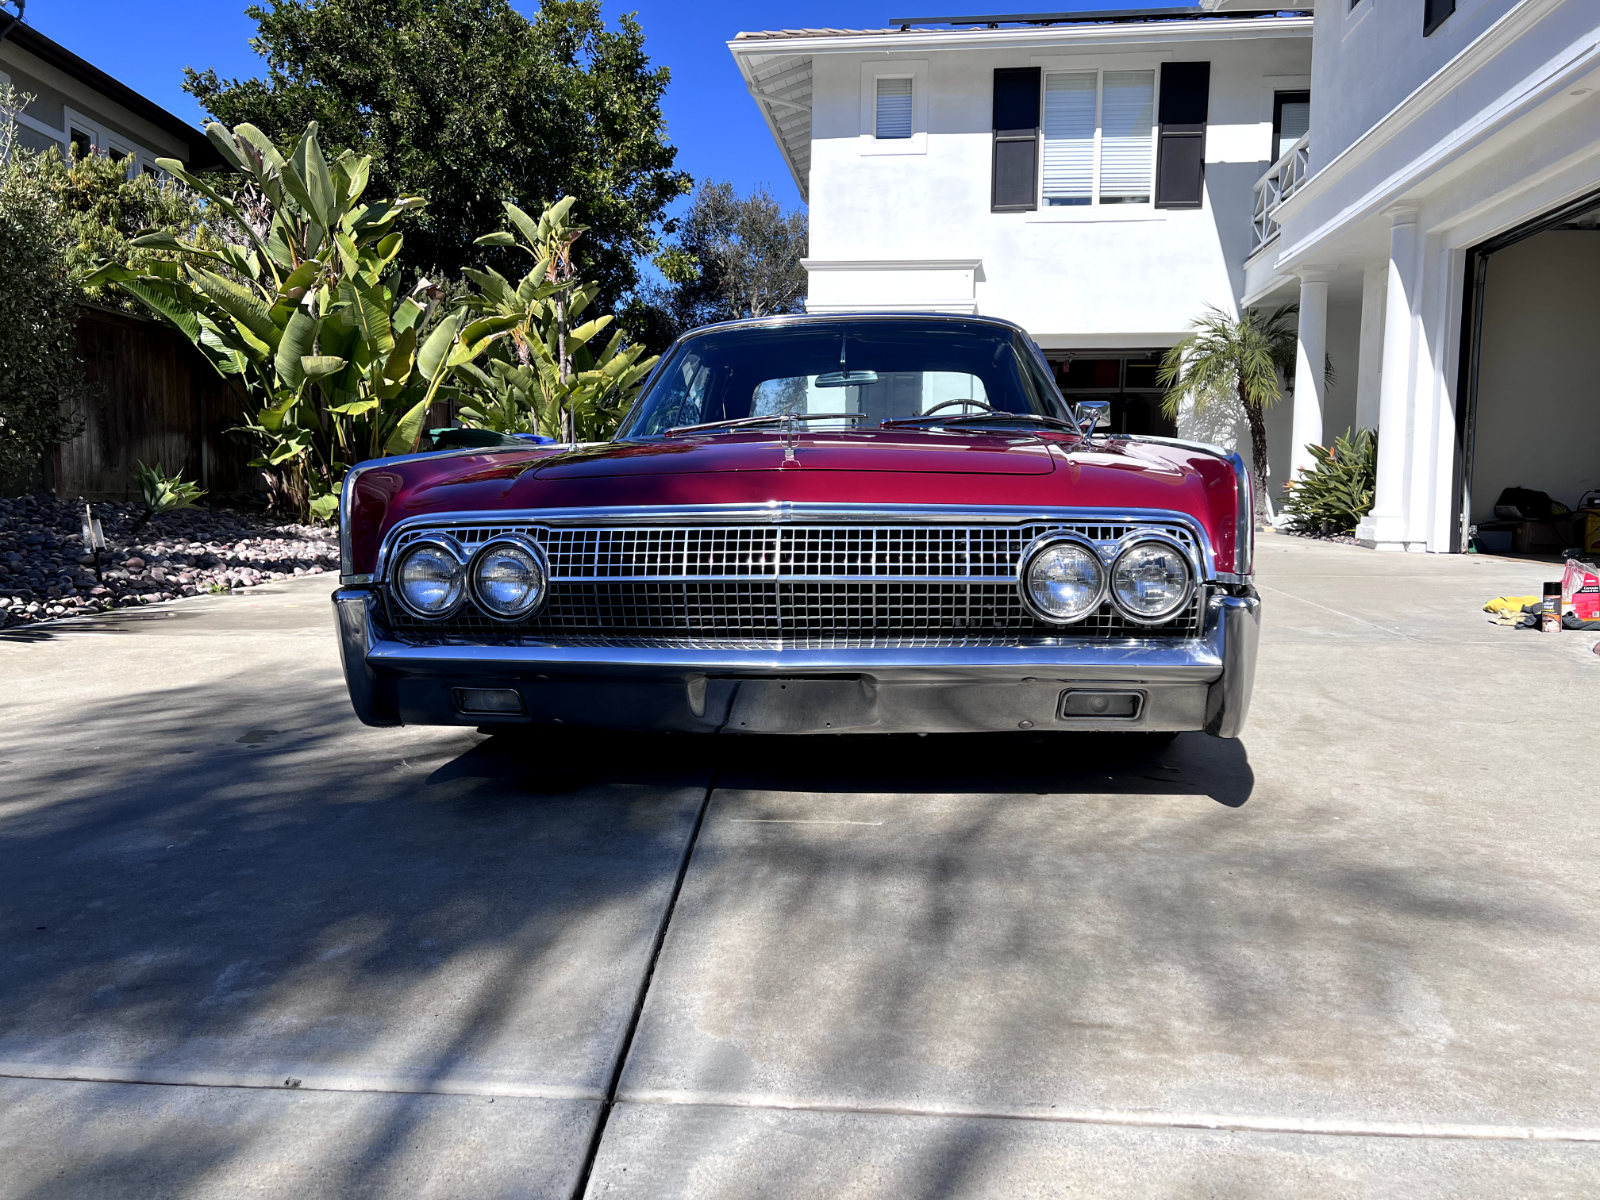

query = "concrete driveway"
[{"left": 2, "top": 535, "right": 1598, "bottom": 1198}]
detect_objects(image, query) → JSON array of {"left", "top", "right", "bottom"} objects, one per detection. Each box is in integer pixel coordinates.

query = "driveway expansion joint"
[
  {"left": 572, "top": 774, "right": 719, "bottom": 1197},
  {"left": 0, "top": 1067, "right": 606, "bottom": 1102},
  {"left": 611, "top": 1092, "right": 1600, "bottom": 1145}
]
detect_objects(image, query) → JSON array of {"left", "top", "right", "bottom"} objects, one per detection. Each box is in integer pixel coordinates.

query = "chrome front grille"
[{"left": 382, "top": 519, "right": 1206, "bottom": 645}]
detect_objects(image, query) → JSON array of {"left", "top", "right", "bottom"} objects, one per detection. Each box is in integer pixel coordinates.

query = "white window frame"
[
  {"left": 859, "top": 60, "right": 928, "bottom": 156},
  {"left": 1027, "top": 54, "right": 1166, "bottom": 223},
  {"left": 0, "top": 71, "right": 69, "bottom": 157},
  {"left": 64, "top": 107, "right": 154, "bottom": 178},
  {"left": 1255, "top": 75, "right": 1311, "bottom": 165}
]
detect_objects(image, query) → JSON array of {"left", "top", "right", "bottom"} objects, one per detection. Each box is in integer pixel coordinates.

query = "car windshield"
[{"left": 616, "top": 320, "right": 1069, "bottom": 439}]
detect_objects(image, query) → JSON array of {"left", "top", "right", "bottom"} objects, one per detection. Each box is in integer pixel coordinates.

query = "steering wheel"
[{"left": 922, "top": 398, "right": 1001, "bottom": 416}]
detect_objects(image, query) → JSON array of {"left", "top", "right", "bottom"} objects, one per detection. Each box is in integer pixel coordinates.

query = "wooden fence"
[{"left": 52, "top": 305, "right": 263, "bottom": 501}]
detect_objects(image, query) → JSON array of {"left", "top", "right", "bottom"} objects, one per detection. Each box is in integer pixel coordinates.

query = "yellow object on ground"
[{"left": 1484, "top": 595, "right": 1541, "bottom": 613}]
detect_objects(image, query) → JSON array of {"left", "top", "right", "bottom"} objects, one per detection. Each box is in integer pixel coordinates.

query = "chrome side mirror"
[{"left": 1074, "top": 400, "right": 1110, "bottom": 434}]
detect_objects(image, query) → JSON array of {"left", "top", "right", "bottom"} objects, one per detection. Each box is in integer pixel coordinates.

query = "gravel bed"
[{"left": 0, "top": 492, "right": 338, "bottom": 628}]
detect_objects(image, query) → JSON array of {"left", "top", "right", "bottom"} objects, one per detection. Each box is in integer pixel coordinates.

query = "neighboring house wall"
[
  {"left": 0, "top": 26, "right": 214, "bottom": 172},
  {"left": 0, "top": 54, "right": 182, "bottom": 171},
  {"left": 1308, "top": 0, "right": 1520, "bottom": 170}
]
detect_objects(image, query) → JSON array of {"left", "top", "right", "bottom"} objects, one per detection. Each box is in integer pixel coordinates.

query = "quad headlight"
[
  {"left": 1020, "top": 537, "right": 1106, "bottom": 624},
  {"left": 1109, "top": 537, "right": 1194, "bottom": 623},
  {"left": 469, "top": 536, "right": 548, "bottom": 620},
  {"left": 393, "top": 539, "right": 466, "bottom": 619}
]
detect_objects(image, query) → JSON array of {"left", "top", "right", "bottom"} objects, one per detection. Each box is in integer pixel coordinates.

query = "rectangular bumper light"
[
  {"left": 453, "top": 687, "right": 526, "bottom": 715},
  {"left": 1059, "top": 690, "right": 1143, "bottom": 719}
]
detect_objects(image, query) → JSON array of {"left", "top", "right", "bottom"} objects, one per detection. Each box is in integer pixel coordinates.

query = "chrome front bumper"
[{"left": 332, "top": 587, "right": 1260, "bottom": 737}]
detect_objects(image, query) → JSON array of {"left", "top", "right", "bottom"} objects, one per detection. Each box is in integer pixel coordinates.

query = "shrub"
[
  {"left": 46, "top": 145, "right": 235, "bottom": 310},
  {"left": 1281, "top": 427, "right": 1378, "bottom": 534},
  {"left": 0, "top": 85, "right": 88, "bottom": 492}
]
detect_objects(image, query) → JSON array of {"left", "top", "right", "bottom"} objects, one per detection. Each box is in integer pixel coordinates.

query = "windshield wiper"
[
  {"left": 878, "top": 412, "right": 1078, "bottom": 431},
  {"left": 664, "top": 412, "right": 870, "bottom": 437}
]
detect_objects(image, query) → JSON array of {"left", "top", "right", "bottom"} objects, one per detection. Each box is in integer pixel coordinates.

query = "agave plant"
[
  {"left": 1280, "top": 427, "right": 1378, "bottom": 535},
  {"left": 463, "top": 198, "right": 658, "bottom": 443},
  {"left": 129, "top": 460, "right": 205, "bottom": 536},
  {"left": 86, "top": 121, "right": 517, "bottom": 519}
]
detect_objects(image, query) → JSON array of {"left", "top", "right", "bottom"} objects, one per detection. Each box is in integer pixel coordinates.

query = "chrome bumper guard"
[{"left": 333, "top": 585, "right": 1259, "bottom": 738}]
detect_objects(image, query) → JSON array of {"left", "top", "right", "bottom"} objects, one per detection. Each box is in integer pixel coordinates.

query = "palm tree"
[{"left": 1158, "top": 304, "right": 1298, "bottom": 526}]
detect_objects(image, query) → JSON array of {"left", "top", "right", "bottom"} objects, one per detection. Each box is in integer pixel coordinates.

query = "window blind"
[
  {"left": 1042, "top": 72, "right": 1096, "bottom": 206},
  {"left": 876, "top": 77, "right": 913, "bottom": 140},
  {"left": 1099, "top": 70, "right": 1155, "bottom": 204},
  {"left": 1276, "top": 97, "right": 1309, "bottom": 161}
]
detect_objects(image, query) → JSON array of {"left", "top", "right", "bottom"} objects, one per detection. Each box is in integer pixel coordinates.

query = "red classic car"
[{"left": 333, "top": 314, "right": 1259, "bottom": 737}]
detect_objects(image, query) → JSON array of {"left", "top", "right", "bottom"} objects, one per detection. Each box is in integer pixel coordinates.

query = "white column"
[
  {"left": 1354, "top": 264, "right": 1386, "bottom": 431},
  {"left": 1289, "top": 271, "right": 1331, "bottom": 484},
  {"left": 1358, "top": 206, "right": 1420, "bottom": 550}
]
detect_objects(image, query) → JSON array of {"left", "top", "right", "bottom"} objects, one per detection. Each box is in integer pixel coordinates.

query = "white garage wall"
[{"left": 1472, "top": 230, "right": 1600, "bottom": 522}]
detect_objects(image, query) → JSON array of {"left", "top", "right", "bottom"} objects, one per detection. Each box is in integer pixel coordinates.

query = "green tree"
[
  {"left": 627, "top": 180, "right": 808, "bottom": 351},
  {"left": 0, "top": 85, "right": 87, "bottom": 492},
  {"left": 183, "top": 0, "right": 690, "bottom": 306},
  {"left": 1158, "top": 305, "right": 1298, "bottom": 526}
]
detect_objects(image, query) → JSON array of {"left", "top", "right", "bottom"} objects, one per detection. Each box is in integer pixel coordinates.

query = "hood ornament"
[{"left": 781, "top": 411, "right": 799, "bottom": 465}]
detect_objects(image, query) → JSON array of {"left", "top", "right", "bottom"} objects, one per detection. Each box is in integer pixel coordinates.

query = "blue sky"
[{"left": 26, "top": 0, "right": 1149, "bottom": 214}]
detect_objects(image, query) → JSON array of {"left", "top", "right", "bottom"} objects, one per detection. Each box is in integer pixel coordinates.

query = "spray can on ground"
[{"left": 1543, "top": 582, "right": 1562, "bottom": 632}]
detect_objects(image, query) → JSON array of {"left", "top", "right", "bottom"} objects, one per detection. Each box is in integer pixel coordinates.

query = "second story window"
[
  {"left": 1042, "top": 69, "right": 1155, "bottom": 207},
  {"left": 876, "top": 77, "right": 913, "bottom": 140},
  {"left": 1273, "top": 91, "right": 1310, "bottom": 162}
]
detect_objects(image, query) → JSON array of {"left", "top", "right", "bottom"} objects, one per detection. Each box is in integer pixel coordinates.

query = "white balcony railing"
[{"left": 1251, "top": 133, "right": 1310, "bottom": 254}]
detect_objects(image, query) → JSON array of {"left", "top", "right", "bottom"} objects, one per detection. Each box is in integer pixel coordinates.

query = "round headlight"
[
  {"left": 394, "top": 540, "right": 465, "bottom": 619},
  {"left": 470, "top": 538, "right": 547, "bottom": 620},
  {"left": 1021, "top": 538, "right": 1106, "bottom": 624},
  {"left": 1110, "top": 539, "right": 1194, "bottom": 622}
]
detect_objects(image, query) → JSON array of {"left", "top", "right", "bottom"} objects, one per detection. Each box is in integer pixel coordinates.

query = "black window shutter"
[
  {"left": 992, "top": 67, "right": 1040, "bottom": 213},
  {"left": 1423, "top": 0, "right": 1455, "bottom": 36},
  {"left": 1155, "top": 61, "right": 1210, "bottom": 210}
]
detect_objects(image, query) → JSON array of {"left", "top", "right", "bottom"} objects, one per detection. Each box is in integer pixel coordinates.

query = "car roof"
[{"left": 674, "top": 311, "right": 1034, "bottom": 341}]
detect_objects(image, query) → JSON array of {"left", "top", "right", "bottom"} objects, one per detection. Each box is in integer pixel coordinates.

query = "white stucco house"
[
  {"left": 730, "top": 6, "right": 1313, "bottom": 444},
  {"left": 731, "top": 0, "right": 1600, "bottom": 553},
  {"left": 1246, "top": 0, "right": 1600, "bottom": 552}
]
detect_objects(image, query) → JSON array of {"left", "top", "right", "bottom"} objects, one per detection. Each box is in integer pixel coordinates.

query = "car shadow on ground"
[{"left": 445, "top": 725, "right": 1255, "bottom": 809}]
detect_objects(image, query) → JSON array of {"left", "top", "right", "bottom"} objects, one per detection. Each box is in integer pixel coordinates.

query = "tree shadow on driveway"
[{"left": 0, "top": 672, "right": 710, "bottom": 1198}]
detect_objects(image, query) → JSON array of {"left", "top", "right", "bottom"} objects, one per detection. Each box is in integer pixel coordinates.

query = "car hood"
[
  {"left": 344, "top": 431, "right": 1243, "bottom": 578},
  {"left": 528, "top": 430, "right": 1057, "bottom": 478}
]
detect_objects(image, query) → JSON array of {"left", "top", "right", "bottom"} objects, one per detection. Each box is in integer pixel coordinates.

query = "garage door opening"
[
  {"left": 1050, "top": 351, "right": 1178, "bottom": 438},
  {"left": 1457, "top": 190, "right": 1600, "bottom": 556}
]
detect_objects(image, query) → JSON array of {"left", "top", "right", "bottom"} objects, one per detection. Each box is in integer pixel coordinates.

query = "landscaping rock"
[{"left": 0, "top": 493, "right": 339, "bottom": 628}]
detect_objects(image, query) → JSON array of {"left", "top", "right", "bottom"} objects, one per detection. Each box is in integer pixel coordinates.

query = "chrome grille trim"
[{"left": 376, "top": 506, "right": 1213, "bottom": 645}]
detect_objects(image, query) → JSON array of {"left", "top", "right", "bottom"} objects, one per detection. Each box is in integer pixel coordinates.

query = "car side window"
[{"left": 643, "top": 353, "right": 711, "bottom": 433}]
